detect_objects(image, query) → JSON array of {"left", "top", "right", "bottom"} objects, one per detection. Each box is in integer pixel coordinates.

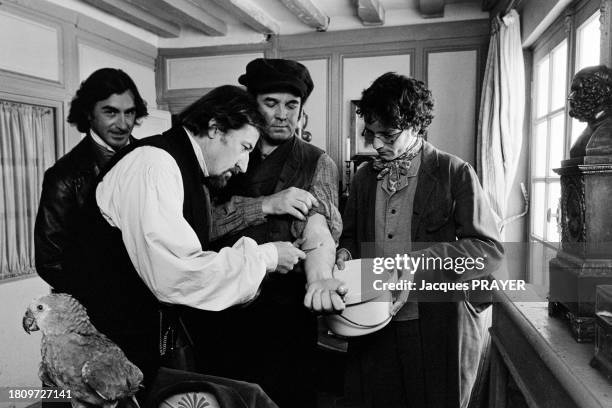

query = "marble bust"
[{"left": 568, "top": 65, "right": 612, "bottom": 158}]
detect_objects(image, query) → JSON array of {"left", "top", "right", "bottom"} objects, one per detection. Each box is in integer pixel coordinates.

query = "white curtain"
[
  {"left": 477, "top": 9, "right": 525, "bottom": 237},
  {"left": 0, "top": 101, "right": 55, "bottom": 280}
]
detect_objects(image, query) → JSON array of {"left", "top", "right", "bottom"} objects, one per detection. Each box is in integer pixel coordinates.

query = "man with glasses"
[{"left": 337, "top": 72, "right": 504, "bottom": 408}]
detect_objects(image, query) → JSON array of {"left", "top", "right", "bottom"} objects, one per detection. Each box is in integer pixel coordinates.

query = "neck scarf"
[{"left": 372, "top": 138, "right": 423, "bottom": 193}]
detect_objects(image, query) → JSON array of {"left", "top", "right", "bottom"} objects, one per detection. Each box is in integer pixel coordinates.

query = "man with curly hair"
[
  {"left": 35, "top": 68, "right": 148, "bottom": 292},
  {"left": 337, "top": 72, "right": 504, "bottom": 408}
]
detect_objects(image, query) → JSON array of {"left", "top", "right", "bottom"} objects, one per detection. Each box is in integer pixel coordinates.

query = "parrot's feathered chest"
[{"left": 40, "top": 330, "right": 142, "bottom": 407}]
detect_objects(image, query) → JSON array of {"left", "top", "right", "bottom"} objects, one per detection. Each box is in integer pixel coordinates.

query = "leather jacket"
[{"left": 34, "top": 135, "right": 109, "bottom": 291}]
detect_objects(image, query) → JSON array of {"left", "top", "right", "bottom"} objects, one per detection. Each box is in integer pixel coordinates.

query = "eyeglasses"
[{"left": 362, "top": 128, "right": 404, "bottom": 145}]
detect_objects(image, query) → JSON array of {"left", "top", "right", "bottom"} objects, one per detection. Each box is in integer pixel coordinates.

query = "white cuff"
[{"left": 258, "top": 243, "right": 278, "bottom": 272}]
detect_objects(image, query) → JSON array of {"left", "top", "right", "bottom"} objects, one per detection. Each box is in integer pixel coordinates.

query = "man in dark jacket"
[
  {"left": 34, "top": 68, "right": 148, "bottom": 292},
  {"left": 337, "top": 72, "right": 504, "bottom": 408}
]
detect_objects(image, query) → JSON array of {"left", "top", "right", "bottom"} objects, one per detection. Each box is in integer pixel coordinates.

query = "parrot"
[{"left": 22, "top": 293, "right": 143, "bottom": 408}]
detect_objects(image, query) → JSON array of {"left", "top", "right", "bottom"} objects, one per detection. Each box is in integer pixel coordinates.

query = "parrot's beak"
[{"left": 22, "top": 309, "right": 38, "bottom": 334}]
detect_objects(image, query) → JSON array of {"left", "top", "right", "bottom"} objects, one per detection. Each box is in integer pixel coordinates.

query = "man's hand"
[
  {"left": 390, "top": 290, "right": 410, "bottom": 316},
  {"left": 261, "top": 187, "right": 319, "bottom": 221},
  {"left": 335, "top": 248, "right": 351, "bottom": 270},
  {"left": 304, "top": 279, "right": 348, "bottom": 313},
  {"left": 389, "top": 270, "right": 410, "bottom": 316},
  {"left": 272, "top": 241, "right": 306, "bottom": 273}
]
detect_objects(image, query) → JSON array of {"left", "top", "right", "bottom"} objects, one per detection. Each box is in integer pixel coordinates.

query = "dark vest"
[
  {"left": 68, "top": 126, "right": 211, "bottom": 383},
  {"left": 214, "top": 136, "right": 324, "bottom": 304},
  {"left": 184, "top": 137, "right": 324, "bottom": 405}
]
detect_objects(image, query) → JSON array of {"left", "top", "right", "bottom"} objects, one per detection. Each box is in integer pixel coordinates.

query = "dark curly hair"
[
  {"left": 569, "top": 65, "right": 612, "bottom": 122},
  {"left": 67, "top": 68, "right": 148, "bottom": 133},
  {"left": 177, "top": 85, "right": 266, "bottom": 137},
  {"left": 358, "top": 72, "right": 434, "bottom": 137}
]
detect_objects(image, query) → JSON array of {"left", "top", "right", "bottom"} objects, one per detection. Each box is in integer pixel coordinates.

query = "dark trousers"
[
  {"left": 344, "top": 319, "right": 428, "bottom": 408},
  {"left": 183, "top": 298, "right": 318, "bottom": 408}
]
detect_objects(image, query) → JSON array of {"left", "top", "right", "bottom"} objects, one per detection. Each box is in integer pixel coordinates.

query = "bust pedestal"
[{"left": 549, "top": 156, "right": 612, "bottom": 342}]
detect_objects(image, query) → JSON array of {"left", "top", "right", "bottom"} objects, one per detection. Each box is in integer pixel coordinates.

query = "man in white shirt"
[
  {"left": 35, "top": 68, "right": 148, "bottom": 293},
  {"left": 66, "top": 85, "right": 305, "bottom": 387}
]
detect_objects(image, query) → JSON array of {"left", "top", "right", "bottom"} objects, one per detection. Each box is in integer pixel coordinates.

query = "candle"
[{"left": 346, "top": 138, "right": 351, "bottom": 160}]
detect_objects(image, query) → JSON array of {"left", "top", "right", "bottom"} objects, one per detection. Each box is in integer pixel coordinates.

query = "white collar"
[
  {"left": 90, "top": 129, "right": 125, "bottom": 153},
  {"left": 183, "top": 126, "right": 209, "bottom": 177}
]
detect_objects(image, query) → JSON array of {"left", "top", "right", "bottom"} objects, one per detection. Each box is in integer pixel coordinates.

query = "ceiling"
[{"left": 78, "top": 0, "right": 492, "bottom": 47}]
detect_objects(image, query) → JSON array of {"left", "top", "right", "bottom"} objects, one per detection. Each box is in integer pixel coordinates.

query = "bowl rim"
[
  {"left": 333, "top": 259, "right": 391, "bottom": 305},
  {"left": 333, "top": 313, "right": 392, "bottom": 329}
]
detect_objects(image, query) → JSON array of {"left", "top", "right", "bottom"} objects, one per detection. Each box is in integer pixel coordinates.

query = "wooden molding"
[
  {"left": 0, "top": 90, "right": 66, "bottom": 158},
  {"left": 418, "top": 0, "right": 445, "bottom": 18},
  {"left": 81, "top": 0, "right": 180, "bottom": 37},
  {"left": 277, "top": 20, "right": 490, "bottom": 50},
  {"left": 2, "top": 0, "right": 77, "bottom": 24},
  {"left": 356, "top": 0, "right": 385, "bottom": 26},
  {"left": 76, "top": 14, "right": 158, "bottom": 61},
  {"left": 209, "top": 0, "right": 279, "bottom": 34},
  {"left": 278, "top": 0, "right": 329, "bottom": 31},
  {"left": 129, "top": 0, "right": 227, "bottom": 36},
  {"left": 2, "top": 0, "right": 158, "bottom": 59},
  {"left": 158, "top": 42, "right": 269, "bottom": 58},
  {"left": 163, "top": 88, "right": 212, "bottom": 114},
  {"left": 0, "top": 2, "right": 66, "bottom": 85}
]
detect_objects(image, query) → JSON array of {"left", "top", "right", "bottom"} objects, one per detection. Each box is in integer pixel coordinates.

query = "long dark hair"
[{"left": 67, "top": 68, "right": 148, "bottom": 133}]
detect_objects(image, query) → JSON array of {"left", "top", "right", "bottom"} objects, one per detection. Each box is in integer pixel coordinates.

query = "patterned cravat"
[{"left": 372, "top": 138, "right": 423, "bottom": 193}]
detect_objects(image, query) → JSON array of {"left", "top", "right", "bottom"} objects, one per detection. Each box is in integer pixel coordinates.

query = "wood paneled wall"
[
  {"left": 157, "top": 20, "right": 490, "bottom": 181},
  {"left": 0, "top": 0, "right": 159, "bottom": 153}
]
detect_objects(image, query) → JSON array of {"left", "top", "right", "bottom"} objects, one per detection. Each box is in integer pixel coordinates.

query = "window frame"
[
  {"left": 528, "top": 0, "right": 601, "bottom": 286},
  {"left": 0, "top": 91, "right": 63, "bottom": 158},
  {"left": 531, "top": 37, "right": 567, "bottom": 243}
]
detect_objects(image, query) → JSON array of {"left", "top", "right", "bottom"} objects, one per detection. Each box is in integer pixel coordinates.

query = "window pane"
[
  {"left": 536, "top": 57, "right": 550, "bottom": 118},
  {"left": 532, "top": 182, "right": 545, "bottom": 239},
  {"left": 534, "top": 121, "right": 547, "bottom": 177},
  {"left": 577, "top": 11, "right": 601, "bottom": 71},
  {"left": 571, "top": 118, "right": 587, "bottom": 145},
  {"left": 547, "top": 182, "right": 561, "bottom": 242},
  {"left": 549, "top": 114, "right": 565, "bottom": 174},
  {"left": 529, "top": 240, "right": 545, "bottom": 285},
  {"left": 551, "top": 41, "right": 567, "bottom": 111}
]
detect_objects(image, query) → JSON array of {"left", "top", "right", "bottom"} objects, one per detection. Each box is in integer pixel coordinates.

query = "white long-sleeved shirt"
[{"left": 96, "top": 129, "right": 278, "bottom": 311}]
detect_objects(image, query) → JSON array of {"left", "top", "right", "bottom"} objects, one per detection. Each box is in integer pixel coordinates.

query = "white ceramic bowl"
[{"left": 325, "top": 259, "right": 392, "bottom": 337}]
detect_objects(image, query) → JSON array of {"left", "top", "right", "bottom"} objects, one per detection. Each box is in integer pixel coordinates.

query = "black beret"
[{"left": 239, "top": 58, "right": 314, "bottom": 102}]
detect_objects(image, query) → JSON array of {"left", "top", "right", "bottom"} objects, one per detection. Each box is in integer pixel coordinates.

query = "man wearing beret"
[{"left": 184, "top": 58, "right": 346, "bottom": 407}]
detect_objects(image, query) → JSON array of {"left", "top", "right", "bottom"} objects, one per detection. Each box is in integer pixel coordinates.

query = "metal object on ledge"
[{"left": 591, "top": 285, "right": 612, "bottom": 380}]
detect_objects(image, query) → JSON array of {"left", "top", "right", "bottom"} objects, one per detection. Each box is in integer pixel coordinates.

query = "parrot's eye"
[{"left": 37, "top": 305, "right": 43, "bottom": 311}]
